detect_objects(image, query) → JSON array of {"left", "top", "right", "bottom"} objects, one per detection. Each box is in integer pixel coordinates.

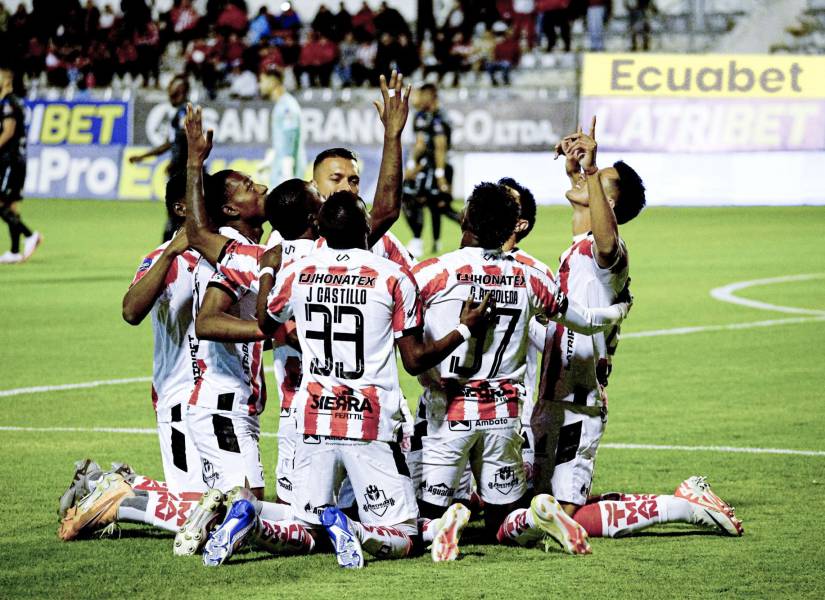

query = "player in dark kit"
[
  {"left": 130, "top": 74, "right": 190, "bottom": 241},
  {"left": 0, "top": 66, "right": 41, "bottom": 264},
  {"left": 402, "top": 83, "right": 460, "bottom": 258}
]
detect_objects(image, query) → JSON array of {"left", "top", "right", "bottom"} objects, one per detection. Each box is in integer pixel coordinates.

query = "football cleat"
[
  {"left": 530, "top": 494, "right": 592, "bottom": 555},
  {"left": 406, "top": 237, "right": 423, "bottom": 259},
  {"left": 174, "top": 489, "right": 225, "bottom": 556},
  {"left": 21, "top": 231, "right": 42, "bottom": 262},
  {"left": 58, "top": 473, "right": 134, "bottom": 541},
  {"left": 320, "top": 507, "right": 364, "bottom": 569},
  {"left": 0, "top": 251, "right": 22, "bottom": 264},
  {"left": 431, "top": 503, "right": 471, "bottom": 562},
  {"left": 109, "top": 462, "right": 137, "bottom": 484},
  {"left": 58, "top": 459, "right": 102, "bottom": 519},
  {"left": 202, "top": 498, "right": 256, "bottom": 566},
  {"left": 675, "top": 476, "right": 744, "bottom": 536}
]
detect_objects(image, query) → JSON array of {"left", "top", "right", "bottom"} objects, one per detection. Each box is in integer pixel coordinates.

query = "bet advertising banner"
[{"left": 579, "top": 54, "right": 825, "bottom": 152}]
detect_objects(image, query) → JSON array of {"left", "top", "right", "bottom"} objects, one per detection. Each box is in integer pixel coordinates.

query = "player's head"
[
  {"left": 0, "top": 66, "right": 14, "bottom": 96},
  {"left": 462, "top": 182, "right": 519, "bottom": 250},
  {"left": 317, "top": 190, "right": 370, "bottom": 250},
  {"left": 265, "top": 178, "right": 322, "bottom": 240},
  {"left": 498, "top": 177, "right": 536, "bottom": 243},
  {"left": 417, "top": 83, "right": 438, "bottom": 111},
  {"left": 164, "top": 171, "right": 188, "bottom": 228},
  {"left": 312, "top": 148, "right": 360, "bottom": 199},
  {"left": 259, "top": 65, "right": 285, "bottom": 98},
  {"left": 204, "top": 170, "right": 268, "bottom": 227},
  {"left": 167, "top": 75, "right": 189, "bottom": 106},
  {"left": 566, "top": 161, "right": 646, "bottom": 225}
]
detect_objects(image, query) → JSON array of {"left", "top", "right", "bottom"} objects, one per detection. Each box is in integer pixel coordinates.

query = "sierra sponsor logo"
[
  {"left": 310, "top": 395, "right": 374, "bottom": 413},
  {"left": 362, "top": 485, "right": 395, "bottom": 517}
]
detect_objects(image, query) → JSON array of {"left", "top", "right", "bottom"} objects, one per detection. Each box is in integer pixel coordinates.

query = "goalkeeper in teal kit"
[{"left": 257, "top": 67, "right": 307, "bottom": 190}]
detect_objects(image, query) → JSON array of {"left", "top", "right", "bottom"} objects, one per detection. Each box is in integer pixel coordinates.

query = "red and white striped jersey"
[
  {"left": 189, "top": 228, "right": 267, "bottom": 416},
  {"left": 266, "top": 246, "right": 422, "bottom": 442},
  {"left": 130, "top": 237, "right": 199, "bottom": 422},
  {"left": 540, "top": 233, "right": 629, "bottom": 407},
  {"left": 316, "top": 231, "right": 415, "bottom": 271},
  {"left": 412, "top": 247, "right": 562, "bottom": 422}
]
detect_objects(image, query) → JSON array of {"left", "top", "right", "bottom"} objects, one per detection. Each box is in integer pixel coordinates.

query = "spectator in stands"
[
  {"left": 396, "top": 32, "right": 420, "bottom": 77},
  {"left": 25, "top": 37, "right": 46, "bottom": 78},
  {"left": 352, "top": 36, "right": 377, "bottom": 86},
  {"left": 587, "top": 0, "right": 609, "bottom": 51},
  {"left": 88, "top": 39, "right": 115, "bottom": 87},
  {"left": 171, "top": 0, "right": 200, "bottom": 43},
  {"left": 469, "top": 24, "right": 496, "bottom": 80},
  {"left": 312, "top": 4, "right": 337, "bottom": 41},
  {"left": 115, "top": 37, "right": 139, "bottom": 82},
  {"left": 277, "top": 34, "right": 301, "bottom": 69},
  {"left": 217, "top": 1, "right": 249, "bottom": 36},
  {"left": 228, "top": 59, "right": 258, "bottom": 98},
  {"left": 352, "top": 1, "right": 376, "bottom": 38},
  {"left": 374, "top": 32, "right": 399, "bottom": 81},
  {"left": 334, "top": 2, "right": 353, "bottom": 41},
  {"left": 487, "top": 22, "right": 520, "bottom": 85},
  {"left": 512, "top": 0, "right": 537, "bottom": 49},
  {"left": 443, "top": 1, "right": 465, "bottom": 39},
  {"left": 335, "top": 31, "right": 358, "bottom": 86},
  {"left": 258, "top": 43, "right": 285, "bottom": 74},
  {"left": 224, "top": 32, "right": 246, "bottom": 65},
  {"left": 445, "top": 31, "right": 472, "bottom": 86},
  {"left": 374, "top": 1, "right": 411, "bottom": 37},
  {"left": 134, "top": 20, "right": 161, "bottom": 87},
  {"left": 539, "top": 0, "right": 572, "bottom": 52},
  {"left": 296, "top": 31, "right": 337, "bottom": 87},
  {"left": 185, "top": 28, "right": 222, "bottom": 97},
  {"left": 248, "top": 6, "right": 272, "bottom": 45},
  {"left": 98, "top": 5, "right": 117, "bottom": 37},
  {"left": 626, "top": 0, "right": 655, "bottom": 51},
  {"left": 81, "top": 0, "right": 100, "bottom": 38},
  {"left": 276, "top": 3, "right": 302, "bottom": 31}
]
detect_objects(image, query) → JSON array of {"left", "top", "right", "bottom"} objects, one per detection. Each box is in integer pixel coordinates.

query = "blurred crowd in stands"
[{"left": 0, "top": 0, "right": 657, "bottom": 94}]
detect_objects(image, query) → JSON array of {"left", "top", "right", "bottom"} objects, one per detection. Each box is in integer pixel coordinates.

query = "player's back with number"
[
  {"left": 267, "top": 246, "right": 420, "bottom": 441},
  {"left": 414, "top": 247, "right": 558, "bottom": 410}
]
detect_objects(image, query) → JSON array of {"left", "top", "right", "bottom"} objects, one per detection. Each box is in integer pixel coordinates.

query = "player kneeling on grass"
[
  {"left": 249, "top": 191, "right": 491, "bottom": 568},
  {"left": 411, "top": 181, "right": 631, "bottom": 556}
]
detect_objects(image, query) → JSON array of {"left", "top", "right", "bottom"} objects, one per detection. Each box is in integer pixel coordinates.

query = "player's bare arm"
[
  {"left": 569, "top": 117, "right": 622, "bottom": 268},
  {"left": 396, "top": 291, "right": 492, "bottom": 375},
  {"left": 0, "top": 116, "right": 15, "bottom": 149},
  {"left": 555, "top": 131, "right": 583, "bottom": 187},
  {"left": 368, "top": 70, "right": 411, "bottom": 245},
  {"left": 129, "top": 141, "right": 173, "bottom": 163},
  {"left": 196, "top": 286, "right": 267, "bottom": 342},
  {"left": 183, "top": 104, "right": 230, "bottom": 264},
  {"left": 255, "top": 244, "right": 282, "bottom": 333},
  {"left": 433, "top": 133, "right": 449, "bottom": 193},
  {"left": 122, "top": 231, "right": 189, "bottom": 325}
]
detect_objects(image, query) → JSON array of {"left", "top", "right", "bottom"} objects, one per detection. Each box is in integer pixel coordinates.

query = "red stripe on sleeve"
[
  {"left": 220, "top": 265, "right": 256, "bottom": 290},
  {"left": 268, "top": 272, "right": 295, "bottom": 316},
  {"left": 412, "top": 257, "right": 439, "bottom": 275},
  {"left": 419, "top": 268, "right": 449, "bottom": 304},
  {"left": 530, "top": 274, "right": 557, "bottom": 315}
]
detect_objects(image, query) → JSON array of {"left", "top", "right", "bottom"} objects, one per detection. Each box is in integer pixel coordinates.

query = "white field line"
[
  {"left": 1, "top": 425, "right": 823, "bottom": 457},
  {"left": 1, "top": 274, "right": 823, "bottom": 398}
]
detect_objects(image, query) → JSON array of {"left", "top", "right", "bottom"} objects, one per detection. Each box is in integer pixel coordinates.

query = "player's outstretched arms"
[
  {"left": 369, "top": 70, "right": 411, "bottom": 245},
  {"left": 397, "top": 292, "right": 492, "bottom": 375},
  {"left": 569, "top": 116, "right": 622, "bottom": 268},
  {"left": 255, "top": 245, "right": 283, "bottom": 335},
  {"left": 196, "top": 286, "right": 267, "bottom": 342},
  {"left": 183, "top": 103, "right": 231, "bottom": 265},
  {"left": 550, "top": 293, "right": 631, "bottom": 336},
  {"left": 122, "top": 231, "right": 189, "bottom": 325}
]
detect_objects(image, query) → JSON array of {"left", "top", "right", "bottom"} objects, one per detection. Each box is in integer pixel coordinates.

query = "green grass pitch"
[{"left": 0, "top": 199, "right": 823, "bottom": 599}]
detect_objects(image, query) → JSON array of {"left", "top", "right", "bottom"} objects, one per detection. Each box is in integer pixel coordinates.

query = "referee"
[
  {"left": 402, "top": 83, "right": 460, "bottom": 258},
  {"left": 0, "top": 65, "right": 40, "bottom": 264},
  {"left": 130, "top": 74, "right": 189, "bottom": 241}
]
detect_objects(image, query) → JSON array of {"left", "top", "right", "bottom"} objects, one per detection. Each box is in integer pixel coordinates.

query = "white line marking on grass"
[
  {"left": 0, "top": 377, "right": 151, "bottom": 398},
  {"left": 2, "top": 275, "right": 823, "bottom": 398},
  {"left": 710, "top": 273, "right": 825, "bottom": 316},
  {"left": 2, "top": 426, "right": 823, "bottom": 457}
]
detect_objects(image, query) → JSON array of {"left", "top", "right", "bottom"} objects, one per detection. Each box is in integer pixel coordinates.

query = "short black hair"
[
  {"left": 498, "top": 177, "right": 536, "bottom": 242},
  {"left": 419, "top": 83, "right": 437, "bottom": 95},
  {"left": 266, "top": 178, "right": 319, "bottom": 239},
  {"left": 317, "top": 190, "right": 369, "bottom": 249},
  {"left": 313, "top": 148, "right": 358, "bottom": 171},
  {"left": 612, "top": 161, "right": 646, "bottom": 224},
  {"left": 262, "top": 64, "right": 284, "bottom": 82},
  {"left": 169, "top": 74, "right": 189, "bottom": 90},
  {"left": 164, "top": 171, "right": 187, "bottom": 228},
  {"left": 464, "top": 182, "right": 519, "bottom": 249},
  {"left": 203, "top": 169, "right": 235, "bottom": 225}
]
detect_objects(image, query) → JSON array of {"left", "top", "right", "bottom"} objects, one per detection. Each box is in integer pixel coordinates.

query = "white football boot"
[
  {"left": 431, "top": 503, "right": 471, "bottom": 562},
  {"left": 530, "top": 494, "right": 592, "bottom": 555},
  {"left": 174, "top": 489, "right": 225, "bottom": 556},
  {"left": 675, "top": 476, "right": 744, "bottom": 536}
]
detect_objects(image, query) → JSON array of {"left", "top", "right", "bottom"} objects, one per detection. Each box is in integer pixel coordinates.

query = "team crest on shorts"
[
  {"left": 201, "top": 458, "right": 219, "bottom": 488},
  {"left": 362, "top": 485, "right": 395, "bottom": 517},
  {"left": 488, "top": 466, "right": 518, "bottom": 495}
]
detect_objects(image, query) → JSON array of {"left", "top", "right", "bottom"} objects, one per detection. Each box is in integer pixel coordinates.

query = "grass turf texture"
[{"left": 1, "top": 199, "right": 824, "bottom": 599}]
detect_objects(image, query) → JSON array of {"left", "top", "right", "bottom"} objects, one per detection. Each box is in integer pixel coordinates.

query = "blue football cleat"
[
  {"left": 321, "top": 507, "right": 364, "bottom": 569},
  {"left": 202, "top": 498, "right": 256, "bottom": 566}
]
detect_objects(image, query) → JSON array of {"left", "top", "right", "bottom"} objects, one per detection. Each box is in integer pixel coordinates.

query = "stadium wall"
[{"left": 21, "top": 53, "right": 825, "bottom": 205}]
